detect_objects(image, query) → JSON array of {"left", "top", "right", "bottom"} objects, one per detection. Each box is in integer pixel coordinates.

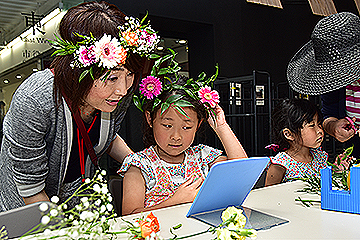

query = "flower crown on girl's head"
[
  {"left": 48, "top": 14, "right": 160, "bottom": 82},
  {"left": 133, "top": 48, "right": 220, "bottom": 119}
]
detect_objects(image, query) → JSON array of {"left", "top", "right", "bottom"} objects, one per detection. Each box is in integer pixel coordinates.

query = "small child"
[
  {"left": 119, "top": 75, "right": 248, "bottom": 215},
  {"left": 265, "top": 98, "right": 328, "bottom": 186}
]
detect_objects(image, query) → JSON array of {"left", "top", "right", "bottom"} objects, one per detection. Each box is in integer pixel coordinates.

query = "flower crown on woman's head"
[
  {"left": 133, "top": 48, "right": 220, "bottom": 119},
  {"left": 48, "top": 14, "right": 160, "bottom": 82}
]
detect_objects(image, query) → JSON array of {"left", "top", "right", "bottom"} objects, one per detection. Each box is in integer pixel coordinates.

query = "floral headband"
[
  {"left": 48, "top": 14, "right": 160, "bottom": 82},
  {"left": 133, "top": 48, "right": 220, "bottom": 119}
]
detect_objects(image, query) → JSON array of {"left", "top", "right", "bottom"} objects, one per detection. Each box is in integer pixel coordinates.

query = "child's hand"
[
  {"left": 207, "top": 104, "right": 227, "bottom": 130},
  {"left": 172, "top": 176, "right": 203, "bottom": 204}
]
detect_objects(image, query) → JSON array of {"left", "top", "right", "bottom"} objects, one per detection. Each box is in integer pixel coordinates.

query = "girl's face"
[
  {"left": 147, "top": 106, "right": 199, "bottom": 163},
  {"left": 300, "top": 114, "right": 324, "bottom": 149},
  {"left": 84, "top": 66, "right": 134, "bottom": 112}
]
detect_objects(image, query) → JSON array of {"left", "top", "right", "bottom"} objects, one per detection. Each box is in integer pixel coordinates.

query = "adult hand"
[
  {"left": 325, "top": 117, "right": 355, "bottom": 142},
  {"left": 171, "top": 175, "right": 203, "bottom": 204}
]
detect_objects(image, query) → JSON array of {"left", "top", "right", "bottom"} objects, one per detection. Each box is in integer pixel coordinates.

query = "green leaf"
[
  {"left": 140, "top": 12, "right": 149, "bottom": 25},
  {"left": 161, "top": 102, "right": 170, "bottom": 115},
  {"left": 205, "top": 64, "right": 219, "bottom": 86},
  {"left": 101, "top": 71, "right": 111, "bottom": 82},
  {"left": 79, "top": 70, "right": 89, "bottom": 82},
  {"left": 198, "top": 72, "right": 206, "bottom": 81},
  {"left": 89, "top": 67, "right": 94, "bottom": 80},
  {"left": 172, "top": 223, "right": 182, "bottom": 230},
  {"left": 133, "top": 95, "right": 143, "bottom": 112},
  {"left": 175, "top": 99, "right": 193, "bottom": 108},
  {"left": 173, "top": 105, "right": 190, "bottom": 118},
  {"left": 152, "top": 98, "right": 162, "bottom": 111},
  {"left": 166, "top": 94, "right": 183, "bottom": 104},
  {"left": 158, "top": 68, "right": 169, "bottom": 75},
  {"left": 150, "top": 54, "right": 161, "bottom": 59}
]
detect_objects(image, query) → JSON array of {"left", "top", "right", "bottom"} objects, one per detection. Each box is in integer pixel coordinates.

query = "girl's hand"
[
  {"left": 207, "top": 104, "right": 227, "bottom": 130},
  {"left": 171, "top": 176, "right": 203, "bottom": 204}
]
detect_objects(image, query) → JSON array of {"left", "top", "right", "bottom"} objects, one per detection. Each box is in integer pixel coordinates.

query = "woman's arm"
[
  {"left": 106, "top": 134, "right": 133, "bottom": 164},
  {"left": 23, "top": 190, "right": 50, "bottom": 205},
  {"left": 208, "top": 105, "right": 248, "bottom": 164},
  {"left": 122, "top": 166, "right": 203, "bottom": 215},
  {"left": 265, "top": 164, "right": 285, "bottom": 186}
]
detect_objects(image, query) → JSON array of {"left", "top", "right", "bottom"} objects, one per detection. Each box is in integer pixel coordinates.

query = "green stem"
[{"left": 168, "top": 227, "right": 213, "bottom": 240}]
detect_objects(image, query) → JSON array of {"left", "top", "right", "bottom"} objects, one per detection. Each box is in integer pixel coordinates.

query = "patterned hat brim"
[{"left": 287, "top": 40, "right": 360, "bottom": 95}]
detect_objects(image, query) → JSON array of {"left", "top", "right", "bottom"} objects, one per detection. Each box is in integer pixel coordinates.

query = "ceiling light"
[
  {"left": 3, "top": 79, "right": 9, "bottom": 84},
  {"left": 178, "top": 39, "right": 187, "bottom": 45},
  {"left": 16, "top": 74, "right": 22, "bottom": 79}
]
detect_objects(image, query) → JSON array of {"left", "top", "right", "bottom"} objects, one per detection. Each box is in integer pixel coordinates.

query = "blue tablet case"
[{"left": 186, "top": 157, "right": 289, "bottom": 230}]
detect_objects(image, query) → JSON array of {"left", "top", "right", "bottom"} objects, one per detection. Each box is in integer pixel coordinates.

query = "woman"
[
  {"left": 0, "top": 1, "right": 159, "bottom": 211},
  {"left": 287, "top": 12, "right": 360, "bottom": 158}
]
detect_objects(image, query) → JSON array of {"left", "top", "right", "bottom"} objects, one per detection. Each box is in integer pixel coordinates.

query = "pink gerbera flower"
[
  {"left": 94, "top": 34, "right": 127, "bottom": 68},
  {"left": 198, "top": 86, "right": 220, "bottom": 108},
  {"left": 77, "top": 45, "right": 96, "bottom": 67},
  {"left": 139, "top": 76, "right": 162, "bottom": 99}
]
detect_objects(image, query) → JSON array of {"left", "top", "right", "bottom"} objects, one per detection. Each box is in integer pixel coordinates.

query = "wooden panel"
[
  {"left": 246, "top": 0, "right": 283, "bottom": 9},
  {"left": 307, "top": 0, "right": 337, "bottom": 16}
]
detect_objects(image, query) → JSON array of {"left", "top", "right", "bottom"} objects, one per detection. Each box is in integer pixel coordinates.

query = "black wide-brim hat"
[{"left": 287, "top": 12, "right": 360, "bottom": 95}]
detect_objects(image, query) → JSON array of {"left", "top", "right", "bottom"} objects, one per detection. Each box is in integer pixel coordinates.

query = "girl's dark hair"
[
  {"left": 50, "top": 1, "right": 144, "bottom": 109},
  {"left": 271, "top": 98, "right": 323, "bottom": 151},
  {"left": 142, "top": 75, "right": 208, "bottom": 148}
]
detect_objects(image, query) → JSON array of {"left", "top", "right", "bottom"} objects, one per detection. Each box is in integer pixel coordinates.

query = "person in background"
[
  {"left": 265, "top": 98, "right": 328, "bottom": 186},
  {"left": 0, "top": 1, "right": 159, "bottom": 212},
  {"left": 119, "top": 75, "right": 248, "bottom": 215},
  {"left": 287, "top": 12, "right": 360, "bottom": 158}
]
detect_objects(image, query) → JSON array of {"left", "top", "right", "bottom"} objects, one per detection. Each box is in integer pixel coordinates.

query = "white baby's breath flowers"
[
  {"left": 95, "top": 199, "right": 102, "bottom": 206},
  {"left": 50, "top": 195, "right": 59, "bottom": 204},
  {"left": 93, "top": 183, "right": 101, "bottom": 193},
  {"left": 43, "top": 229, "right": 52, "bottom": 235},
  {"left": 49, "top": 209, "right": 58, "bottom": 217},
  {"left": 101, "top": 186, "right": 108, "bottom": 194},
  {"left": 101, "top": 170, "right": 107, "bottom": 176},
  {"left": 41, "top": 215, "right": 50, "bottom": 225},
  {"left": 106, "top": 203, "right": 113, "bottom": 212},
  {"left": 100, "top": 205, "right": 106, "bottom": 213},
  {"left": 85, "top": 178, "right": 91, "bottom": 184},
  {"left": 38, "top": 202, "right": 49, "bottom": 212}
]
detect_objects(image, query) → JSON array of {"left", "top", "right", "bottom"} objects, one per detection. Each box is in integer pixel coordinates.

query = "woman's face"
[{"left": 84, "top": 66, "right": 134, "bottom": 112}]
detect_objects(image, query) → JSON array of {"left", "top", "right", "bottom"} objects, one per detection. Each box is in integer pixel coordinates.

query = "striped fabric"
[{"left": 346, "top": 81, "right": 360, "bottom": 124}]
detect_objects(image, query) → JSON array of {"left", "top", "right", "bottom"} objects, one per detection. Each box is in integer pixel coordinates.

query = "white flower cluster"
[
  {"left": 22, "top": 169, "right": 118, "bottom": 240},
  {"left": 216, "top": 206, "right": 257, "bottom": 240}
]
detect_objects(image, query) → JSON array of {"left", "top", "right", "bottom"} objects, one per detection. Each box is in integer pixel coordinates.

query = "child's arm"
[
  {"left": 122, "top": 166, "right": 203, "bottom": 215},
  {"left": 265, "top": 164, "right": 285, "bottom": 186},
  {"left": 208, "top": 105, "right": 248, "bottom": 165}
]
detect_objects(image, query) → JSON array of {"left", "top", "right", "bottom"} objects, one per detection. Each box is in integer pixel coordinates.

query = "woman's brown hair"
[{"left": 50, "top": 1, "right": 144, "bottom": 110}]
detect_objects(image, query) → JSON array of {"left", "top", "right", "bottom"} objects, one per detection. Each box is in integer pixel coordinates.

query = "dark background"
[{"left": 108, "top": 0, "right": 358, "bottom": 157}]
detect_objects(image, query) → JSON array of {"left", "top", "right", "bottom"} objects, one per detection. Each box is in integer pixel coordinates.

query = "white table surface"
[{"left": 114, "top": 181, "right": 360, "bottom": 239}]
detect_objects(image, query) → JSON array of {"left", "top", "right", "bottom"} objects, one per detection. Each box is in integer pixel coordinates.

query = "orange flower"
[
  {"left": 122, "top": 31, "right": 139, "bottom": 46},
  {"left": 140, "top": 212, "right": 160, "bottom": 238}
]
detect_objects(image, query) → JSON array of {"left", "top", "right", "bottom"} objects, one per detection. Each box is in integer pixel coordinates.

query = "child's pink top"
[
  {"left": 118, "top": 144, "right": 222, "bottom": 208},
  {"left": 270, "top": 148, "right": 328, "bottom": 182}
]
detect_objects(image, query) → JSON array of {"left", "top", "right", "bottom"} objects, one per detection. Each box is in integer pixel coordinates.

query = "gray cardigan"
[{"left": 0, "top": 69, "right": 130, "bottom": 212}]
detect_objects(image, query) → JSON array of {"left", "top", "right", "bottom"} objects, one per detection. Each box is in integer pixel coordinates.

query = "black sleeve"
[{"left": 321, "top": 87, "right": 346, "bottom": 120}]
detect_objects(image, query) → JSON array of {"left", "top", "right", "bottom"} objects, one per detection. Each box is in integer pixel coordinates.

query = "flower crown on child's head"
[
  {"left": 48, "top": 14, "right": 160, "bottom": 82},
  {"left": 133, "top": 48, "right": 220, "bottom": 119}
]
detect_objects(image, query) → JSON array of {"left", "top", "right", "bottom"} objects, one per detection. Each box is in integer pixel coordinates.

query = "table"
[{"left": 113, "top": 181, "right": 360, "bottom": 239}]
